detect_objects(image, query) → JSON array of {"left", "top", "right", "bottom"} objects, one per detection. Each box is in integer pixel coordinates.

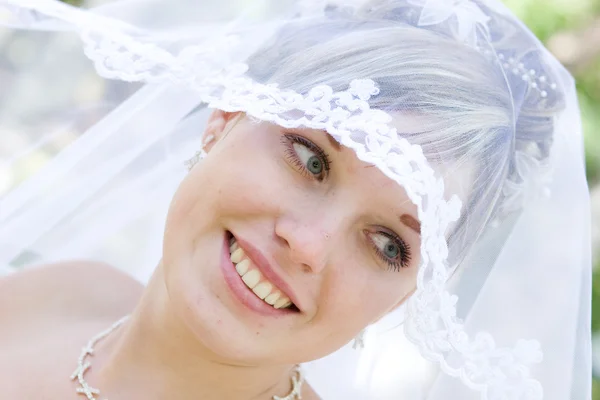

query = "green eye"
[
  {"left": 369, "top": 230, "right": 411, "bottom": 271},
  {"left": 292, "top": 141, "right": 327, "bottom": 178},
  {"left": 283, "top": 133, "right": 331, "bottom": 182},
  {"left": 307, "top": 156, "right": 323, "bottom": 175},
  {"left": 384, "top": 242, "right": 399, "bottom": 258}
]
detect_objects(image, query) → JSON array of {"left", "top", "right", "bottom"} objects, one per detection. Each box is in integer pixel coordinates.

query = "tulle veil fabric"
[{"left": 0, "top": 1, "right": 591, "bottom": 398}]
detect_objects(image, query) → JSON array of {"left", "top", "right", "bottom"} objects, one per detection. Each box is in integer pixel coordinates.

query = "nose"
[{"left": 274, "top": 212, "right": 339, "bottom": 275}]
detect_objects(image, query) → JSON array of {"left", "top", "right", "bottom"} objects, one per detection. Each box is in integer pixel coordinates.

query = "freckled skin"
[
  {"left": 0, "top": 110, "right": 441, "bottom": 399},
  {"left": 161, "top": 111, "right": 421, "bottom": 365}
]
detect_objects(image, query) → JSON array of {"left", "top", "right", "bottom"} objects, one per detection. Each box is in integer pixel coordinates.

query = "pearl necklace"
[{"left": 71, "top": 316, "right": 305, "bottom": 400}]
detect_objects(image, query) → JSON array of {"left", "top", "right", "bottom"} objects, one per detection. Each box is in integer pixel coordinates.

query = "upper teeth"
[{"left": 229, "top": 238, "right": 293, "bottom": 310}]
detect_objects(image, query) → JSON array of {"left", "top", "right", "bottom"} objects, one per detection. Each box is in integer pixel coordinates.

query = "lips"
[
  {"left": 220, "top": 231, "right": 300, "bottom": 316},
  {"left": 229, "top": 236, "right": 295, "bottom": 310}
]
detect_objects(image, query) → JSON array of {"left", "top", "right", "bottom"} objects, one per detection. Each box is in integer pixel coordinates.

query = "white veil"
[{"left": 0, "top": 1, "right": 591, "bottom": 399}]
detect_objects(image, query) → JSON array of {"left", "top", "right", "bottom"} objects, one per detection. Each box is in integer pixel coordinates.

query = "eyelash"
[
  {"left": 282, "top": 133, "right": 332, "bottom": 181},
  {"left": 368, "top": 230, "right": 412, "bottom": 271},
  {"left": 282, "top": 133, "right": 411, "bottom": 271}
]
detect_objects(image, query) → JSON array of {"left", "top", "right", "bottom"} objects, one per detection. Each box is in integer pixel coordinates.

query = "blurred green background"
[
  {"left": 500, "top": 0, "right": 600, "bottom": 397},
  {"left": 44, "top": 0, "right": 600, "bottom": 397}
]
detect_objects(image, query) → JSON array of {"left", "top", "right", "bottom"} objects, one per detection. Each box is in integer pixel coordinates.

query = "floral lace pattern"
[
  {"left": 408, "top": 0, "right": 491, "bottom": 47},
  {"left": 5, "top": 1, "right": 546, "bottom": 399},
  {"left": 81, "top": 39, "right": 545, "bottom": 400}
]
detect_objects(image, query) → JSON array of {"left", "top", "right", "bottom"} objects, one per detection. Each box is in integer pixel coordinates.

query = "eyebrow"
[
  {"left": 321, "top": 130, "right": 419, "bottom": 235},
  {"left": 400, "top": 214, "right": 421, "bottom": 235},
  {"left": 324, "top": 133, "right": 342, "bottom": 151}
]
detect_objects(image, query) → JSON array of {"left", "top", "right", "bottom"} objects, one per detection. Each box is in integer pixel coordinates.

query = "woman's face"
[{"left": 162, "top": 110, "right": 421, "bottom": 366}]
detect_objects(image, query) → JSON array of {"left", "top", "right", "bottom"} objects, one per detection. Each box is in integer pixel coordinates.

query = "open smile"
[{"left": 221, "top": 231, "right": 300, "bottom": 316}]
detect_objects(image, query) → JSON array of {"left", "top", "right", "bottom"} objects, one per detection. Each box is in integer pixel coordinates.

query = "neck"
[{"left": 93, "top": 263, "right": 299, "bottom": 400}]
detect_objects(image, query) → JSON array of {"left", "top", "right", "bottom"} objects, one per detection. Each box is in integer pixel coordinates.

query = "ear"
[{"left": 202, "top": 109, "right": 243, "bottom": 153}]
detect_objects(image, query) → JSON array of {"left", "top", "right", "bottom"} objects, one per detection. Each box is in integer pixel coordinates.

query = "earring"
[
  {"left": 183, "top": 149, "right": 206, "bottom": 171},
  {"left": 352, "top": 328, "right": 367, "bottom": 350},
  {"left": 184, "top": 134, "right": 215, "bottom": 171}
]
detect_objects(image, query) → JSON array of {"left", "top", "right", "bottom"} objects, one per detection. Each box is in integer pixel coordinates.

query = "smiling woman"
[
  {"left": 161, "top": 111, "right": 422, "bottom": 369},
  {"left": 0, "top": 0, "right": 592, "bottom": 399}
]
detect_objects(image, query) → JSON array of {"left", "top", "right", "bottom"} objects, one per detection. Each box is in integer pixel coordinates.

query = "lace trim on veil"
[{"left": 2, "top": 1, "right": 544, "bottom": 399}]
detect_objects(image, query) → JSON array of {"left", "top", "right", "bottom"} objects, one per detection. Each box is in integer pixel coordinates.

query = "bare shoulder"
[{"left": 0, "top": 260, "right": 143, "bottom": 322}]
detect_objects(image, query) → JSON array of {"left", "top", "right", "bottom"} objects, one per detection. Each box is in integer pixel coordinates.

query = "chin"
[{"left": 160, "top": 231, "right": 288, "bottom": 364}]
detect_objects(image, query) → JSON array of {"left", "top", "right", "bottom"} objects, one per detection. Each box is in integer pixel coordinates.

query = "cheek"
[
  {"left": 205, "top": 135, "right": 295, "bottom": 216},
  {"left": 319, "top": 259, "right": 414, "bottom": 328},
  {"left": 169, "top": 135, "right": 281, "bottom": 222}
]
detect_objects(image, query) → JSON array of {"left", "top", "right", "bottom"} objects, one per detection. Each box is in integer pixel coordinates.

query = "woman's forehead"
[
  {"left": 292, "top": 128, "right": 420, "bottom": 212},
  {"left": 287, "top": 115, "right": 475, "bottom": 212}
]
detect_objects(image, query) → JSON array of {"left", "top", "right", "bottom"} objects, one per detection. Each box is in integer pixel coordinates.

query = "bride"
[{"left": 0, "top": 0, "right": 591, "bottom": 399}]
